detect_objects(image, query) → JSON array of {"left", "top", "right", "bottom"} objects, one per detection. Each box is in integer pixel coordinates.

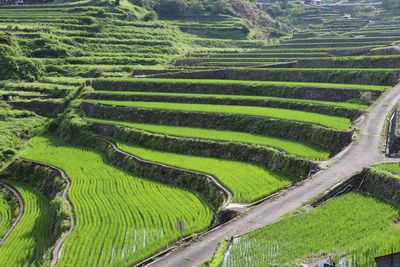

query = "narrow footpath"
[{"left": 148, "top": 84, "right": 400, "bottom": 267}]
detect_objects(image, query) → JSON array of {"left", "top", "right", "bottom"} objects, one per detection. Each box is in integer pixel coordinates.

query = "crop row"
[
  {"left": 223, "top": 193, "right": 400, "bottom": 266},
  {"left": 0, "top": 180, "right": 53, "bottom": 266},
  {"left": 23, "top": 136, "right": 214, "bottom": 266}
]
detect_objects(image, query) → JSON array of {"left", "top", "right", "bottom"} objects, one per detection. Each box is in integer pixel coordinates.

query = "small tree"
[
  {"left": 188, "top": 0, "right": 204, "bottom": 15},
  {"left": 155, "top": 0, "right": 189, "bottom": 17}
]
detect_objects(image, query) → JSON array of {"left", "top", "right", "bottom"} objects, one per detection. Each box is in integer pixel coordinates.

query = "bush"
[
  {"left": 0, "top": 56, "right": 44, "bottom": 81},
  {"left": 211, "top": 0, "right": 228, "bottom": 14},
  {"left": 155, "top": 0, "right": 189, "bottom": 17},
  {"left": 31, "top": 43, "right": 70, "bottom": 58}
]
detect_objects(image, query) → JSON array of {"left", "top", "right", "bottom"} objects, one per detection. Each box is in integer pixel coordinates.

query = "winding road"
[{"left": 147, "top": 84, "right": 400, "bottom": 267}]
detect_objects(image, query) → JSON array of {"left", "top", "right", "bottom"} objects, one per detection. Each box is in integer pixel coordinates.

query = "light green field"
[
  {"left": 114, "top": 140, "right": 295, "bottom": 203},
  {"left": 87, "top": 100, "right": 351, "bottom": 130},
  {"left": 372, "top": 163, "right": 400, "bottom": 178},
  {"left": 0, "top": 180, "right": 53, "bottom": 266},
  {"left": 87, "top": 118, "right": 330, "bottom": 160},
  {"left": 93, "top": 91, "right": 368, "bottom": 110},
  {"left": 22, "top": 136, "right": 213, "bottom": 266},
  {"left": 223, "top": 193, "right": 400, "bottom": 266},
  {"left": 100, "top": 78, "right": 389, "bottom": 90}
]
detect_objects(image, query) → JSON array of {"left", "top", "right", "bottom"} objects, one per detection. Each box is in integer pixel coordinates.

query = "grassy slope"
[
  {"left": 0, "top": 180, "right": 53, "bottom": 266},
  {"left": 87, "top": 100, "right": 351, "bottom": 130},
  {"left": 115, "top": 140, "right": 294, "bottom": 203},
  {"left": 22, "top": 135, "right": 213, "bottom": 266},
  {"left": 224, "top": 193, "right": 400, "bottom": 266},
  {"left": 87, "top": 118, "right": 330, "bottom": 160}
]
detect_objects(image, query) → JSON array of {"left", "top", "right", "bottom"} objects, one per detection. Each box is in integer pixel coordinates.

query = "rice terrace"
[{"left": 1, "top": 0, "right": 400, "bottom": 266}]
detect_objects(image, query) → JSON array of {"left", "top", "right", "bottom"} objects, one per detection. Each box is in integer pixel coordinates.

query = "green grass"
[
  {"left": 87, "top": 118, "right": 330, "bottom": 160},
  {"left": 372, "top": 163, "right": 400, "bottom": 178},
  {"left": 223, "top": 193, "right": 400, "bottom": 266},
  {"left": 22, "top": 136, "right": 213, "bottom": 266},
  {"left": 100, "top": 78, "right": 389, "bottom": 90},
  {"left": 0, "top": 180, "right": 53, "bottom": 266},
  {"left": 115, "top": 140, "right": 294, "bottom": 203},
  {"left": 87, "top": 100, "right": 351, "bottom": 131},
  {"left": 0, "top": 188, "right": 13, "bottom": 238},
  {"left": 93, "top": 91, "right": 368, "bottom": 110},
  {"left": 207, "top": 240, "right": 228, "bottom": 267}
]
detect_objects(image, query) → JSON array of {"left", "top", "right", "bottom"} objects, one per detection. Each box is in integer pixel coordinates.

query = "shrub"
[
  {"left": 155, "top": 0, "right": 189, "bottom": 17},
  {"left": 143, "top": 10, "right": 158, "bottom": 21},
  {"left": 0, "top": 56, "right": 44, "bottom": 81},
  {"left": 211, "top": 0, "right": 228, "bottom": 15}
]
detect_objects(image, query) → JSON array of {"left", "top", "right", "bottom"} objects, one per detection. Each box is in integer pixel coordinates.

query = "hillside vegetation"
[{"left": 0, "top": 0, "right": 399, "bottom": 266}]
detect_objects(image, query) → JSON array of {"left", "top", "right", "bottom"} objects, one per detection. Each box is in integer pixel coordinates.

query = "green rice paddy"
[
  {"left": 87, "top": 117, "right": 330, "bottom": 160},
  {"left": 87, "top": 100, "right": 351, "bottom": 130}
]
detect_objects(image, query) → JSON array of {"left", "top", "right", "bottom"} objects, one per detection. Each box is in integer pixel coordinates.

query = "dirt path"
[
  {"left": 0, "top": 181, "right": 24, "bottom": 246},
  {"left": 147, "top": 84, "right": 400, "bottom": 267}
]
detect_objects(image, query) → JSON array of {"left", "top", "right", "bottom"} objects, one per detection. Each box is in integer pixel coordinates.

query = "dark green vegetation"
[{"left": 0, "top": 0, "right": 399, "bottom": 266}]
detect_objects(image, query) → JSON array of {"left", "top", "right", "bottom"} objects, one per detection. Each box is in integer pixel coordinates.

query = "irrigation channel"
[{"left": 145, "top": 82, "right": 400, "bottom": 267}]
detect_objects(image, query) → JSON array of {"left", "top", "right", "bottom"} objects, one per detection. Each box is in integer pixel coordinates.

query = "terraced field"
[
  {"left": 87, "top": 100, "right": 351, "bottom": 130},
  {"left": 0, "top": 187, "right": 14, "bottom": 239},
  {"left": 0, "top": 0, "right": 400, "bottom": 266},
  {"left": 0, "top": 180, "right": 53, "bottom": 266},
  {"left": 222, "top": 193, "right": 400, "bottom": 266},
  {"left": 114, "top": 140, "right": 294, "bottom": 203},
  {"left": 22, "top": 135, "right": 214, "bottom": 266},
  {"left": 87, "top": 118, "right": 330, "bottom": 159}
]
